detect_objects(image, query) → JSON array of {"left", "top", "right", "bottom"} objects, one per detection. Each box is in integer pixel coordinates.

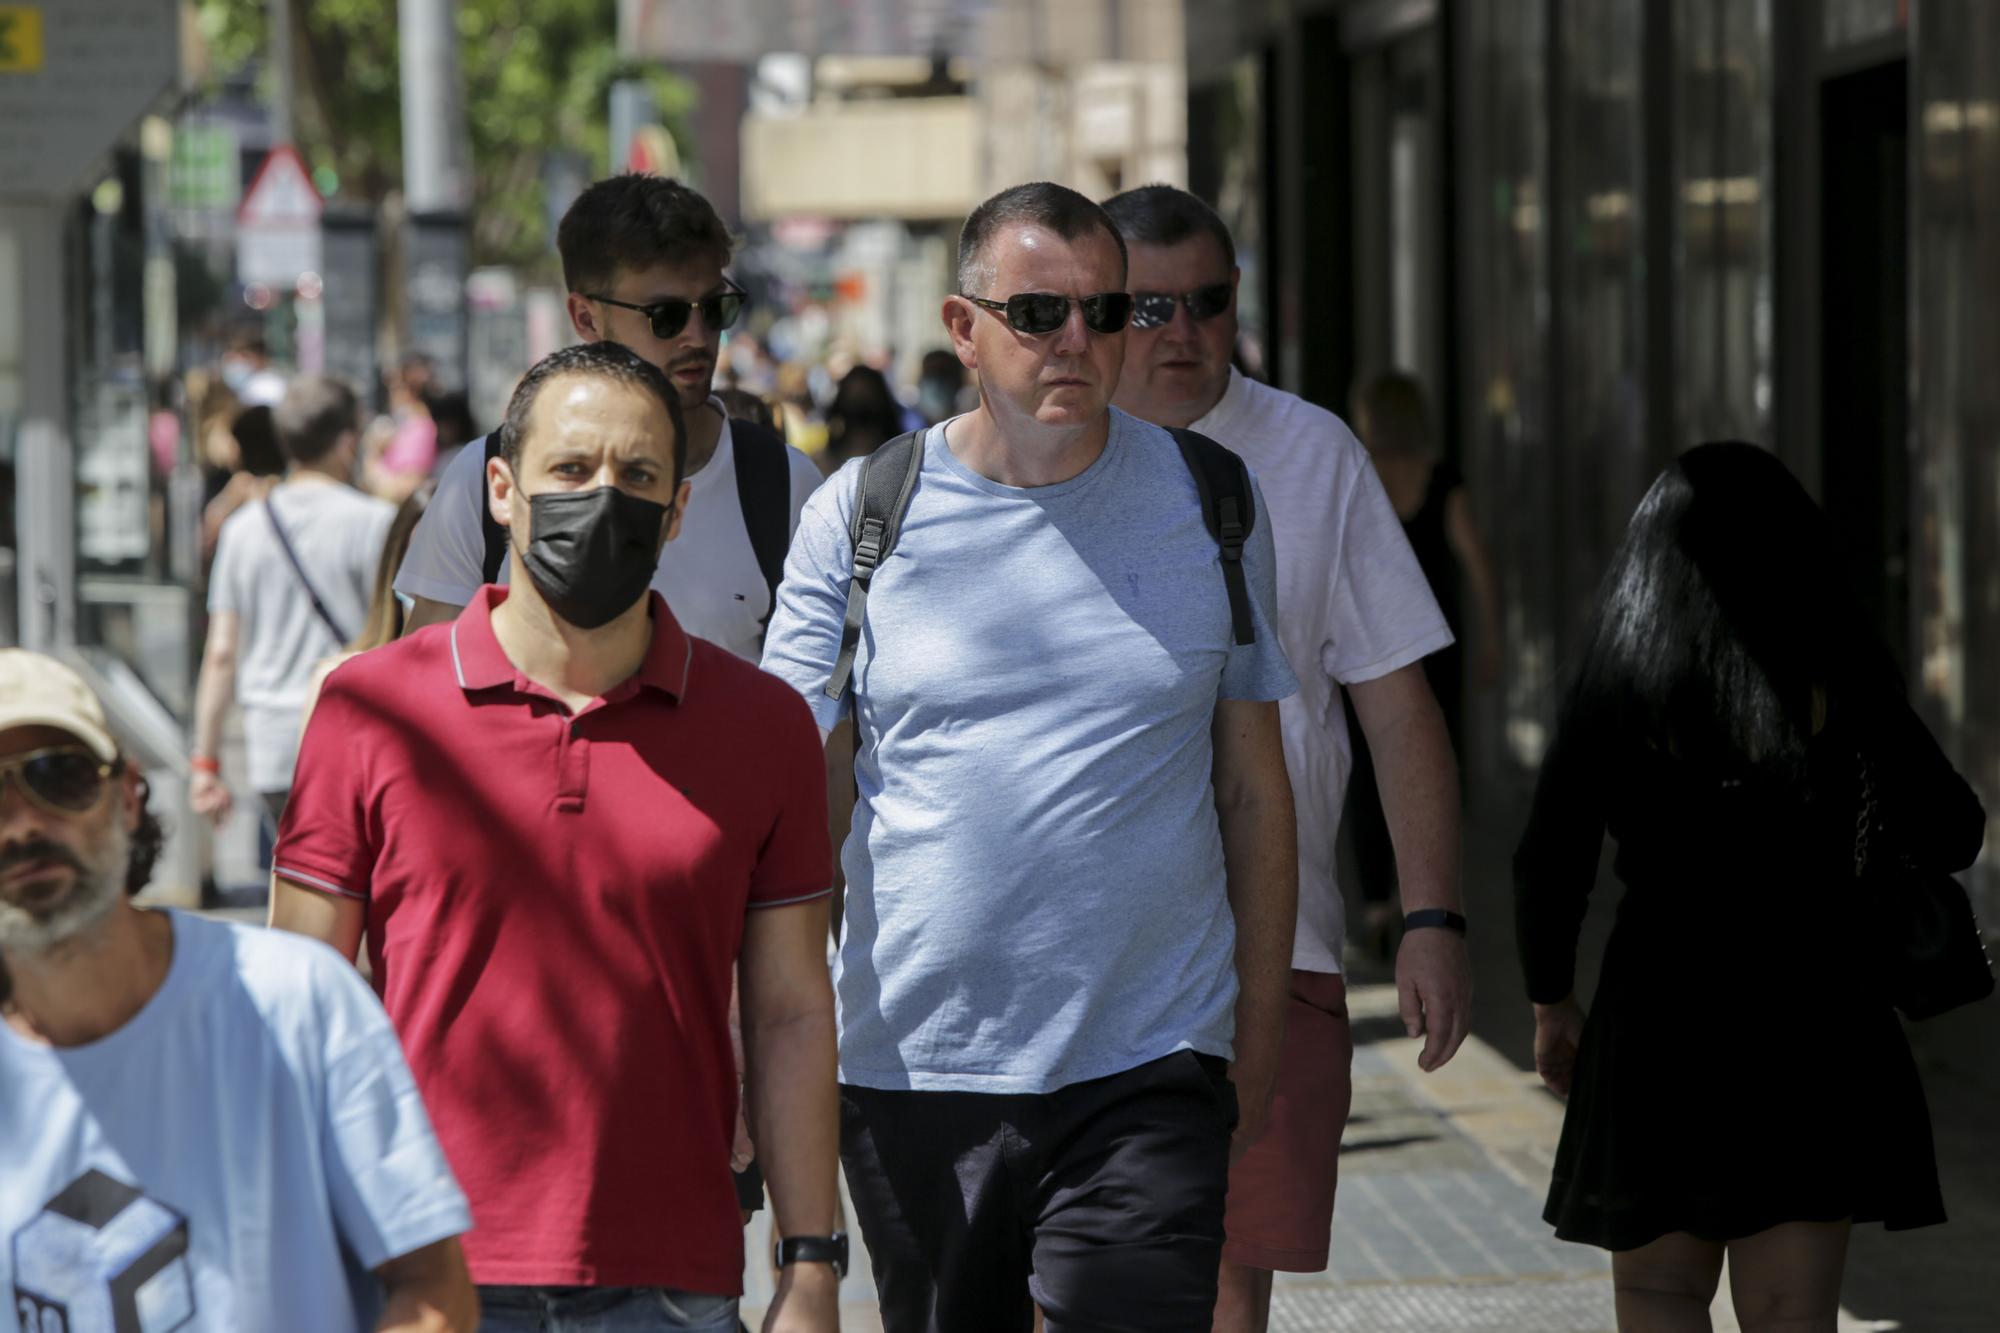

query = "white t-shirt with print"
[
  {"left": 0, "top": 912, "right": 470, "bottom": 1333},
  {"left": 1192, "top": 370, "right": 1454, "bottom": 973},
  {"left": 394, "top": 400, "right": 824, "bottom": 661}
]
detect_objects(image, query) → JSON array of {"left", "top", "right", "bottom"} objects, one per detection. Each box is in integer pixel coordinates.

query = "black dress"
[{"left": 1514, "top": 698, "right": 1986, "bottom": 1251}]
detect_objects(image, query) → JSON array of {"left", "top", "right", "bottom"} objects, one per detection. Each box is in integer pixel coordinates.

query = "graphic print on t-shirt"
[{"left": 11, "top": 1169, "right": 195, "bottom": 1333}]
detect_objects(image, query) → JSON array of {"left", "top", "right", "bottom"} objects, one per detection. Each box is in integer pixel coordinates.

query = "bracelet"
[
  {"left": 190, "top": 755, "right": 221, "bottom": 775},
  {"left": 1403, "top": 908, "right": 1468, "bottom": 936}
]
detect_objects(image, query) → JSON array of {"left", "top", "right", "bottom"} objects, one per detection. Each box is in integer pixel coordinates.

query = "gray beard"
[{"left": 0, "top": 821, "right": 128, "bottom": 958}]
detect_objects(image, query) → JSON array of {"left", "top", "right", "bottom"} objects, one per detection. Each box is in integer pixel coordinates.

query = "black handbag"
[{"left": 1854, "top": 755, "right": 1996, "bottom": 1020}]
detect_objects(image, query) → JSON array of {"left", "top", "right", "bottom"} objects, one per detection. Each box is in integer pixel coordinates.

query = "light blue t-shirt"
[
  {"left": 761, "top": 409, "right": 1297, "bottom": 1093},
  {"left": 0, "top": 912, "right": 471, "bottom": 1333}
]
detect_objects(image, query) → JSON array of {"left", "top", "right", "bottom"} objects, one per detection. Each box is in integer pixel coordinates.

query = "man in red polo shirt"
[{"left": 268, "top": 342, "right": 842, "bottom": 1333}]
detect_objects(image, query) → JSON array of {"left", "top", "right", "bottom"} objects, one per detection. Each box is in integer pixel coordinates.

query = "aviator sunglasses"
[
  {"left": 1129, "top": 282, "right": 1233, "bottom": 330},
  {"left": 964, "top": 291, "right": 1135, "bottom": 336},
  {"left": 0, "top": 746, "right": 116, "bottom": 819},
  {"left": 587, "top": 279, "right": 749, "bottom": 341}
]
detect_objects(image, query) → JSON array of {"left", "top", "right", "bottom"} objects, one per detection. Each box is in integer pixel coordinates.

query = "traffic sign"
[
  {"left": 237, "top": 144, "right": 325, "bottom": 288},
  {"left": 0, "top": 6, "right": 45, "bottom": 72}
]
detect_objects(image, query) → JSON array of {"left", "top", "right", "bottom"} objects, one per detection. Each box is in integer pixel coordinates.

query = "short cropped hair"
[
  {"left": 956, "top": 182, "right": 1128, "bottom": 296},
  {"left": 499, "top": 342, "right": 688, "bottom": 490},
  {"left": 557, "top": 175, "right": 735, "bottom": 296},
  {"left": 274, "top": 376, "right": 359, "bottom": 465},
  {"left": 1100, "top": 183, "right": 1237, "bottom": 268}
]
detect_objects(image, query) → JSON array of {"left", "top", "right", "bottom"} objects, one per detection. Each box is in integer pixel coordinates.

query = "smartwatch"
[{"left": 775, "top": 1232, "right": 849, "bottom": 1279}]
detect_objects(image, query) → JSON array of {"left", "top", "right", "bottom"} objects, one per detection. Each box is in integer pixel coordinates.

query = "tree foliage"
[{"left": 194, "top": 0, "right": 694, "bottom": 272}]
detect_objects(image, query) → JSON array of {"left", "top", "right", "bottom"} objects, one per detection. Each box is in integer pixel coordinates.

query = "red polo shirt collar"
[{"left": 448, "top": 586, "right": 694, "bottom": 704}]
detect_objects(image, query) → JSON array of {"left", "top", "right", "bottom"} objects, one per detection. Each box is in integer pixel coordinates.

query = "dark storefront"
[{"left": 1189, "top": 0, "right": 2000, "bottom": 950}]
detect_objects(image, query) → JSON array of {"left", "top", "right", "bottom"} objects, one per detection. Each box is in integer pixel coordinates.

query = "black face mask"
[{"left": 518, "top": 486, "right": 668, "bottom": 629}]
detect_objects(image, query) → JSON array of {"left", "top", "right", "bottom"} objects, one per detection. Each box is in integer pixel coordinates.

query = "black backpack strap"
[
  {"left": 728, "top": 419, "right": 794, "bottom": 638},
  {"left": 265, "top": 496, "right": 354, "bottom": 646},
  {"left": 826, "top": 431, "right": 924, "bottom": 702},
  {"left": 1168, "top": 427, "right": 1257, "bottom": 646},
  {"left": 479, "top": 432, "right": 508, "bottom": 585}
]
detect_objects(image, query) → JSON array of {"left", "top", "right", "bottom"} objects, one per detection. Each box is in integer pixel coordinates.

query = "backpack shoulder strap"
[
  {"left": 479, "top": 432, "right": 508, "bottom": 586},
  {"left": 1167, "top": 426, "right": 1257, "bottom": 646},
  {"left": 826, "top": 431, "right": 924, "bottom": 701},
  {"left": 728, "top": 419, "right": 794, "bottom": 637}
]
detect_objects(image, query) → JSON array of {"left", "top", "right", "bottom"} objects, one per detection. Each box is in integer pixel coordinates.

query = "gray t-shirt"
[
  {"left": 760, "top": 410, "right": 1296, "bottom": 1093},
  {"left": 210, "top": 481, "right": 394, "bottom": 792}
]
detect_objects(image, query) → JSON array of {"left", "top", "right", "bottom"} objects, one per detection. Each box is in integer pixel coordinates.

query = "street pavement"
[{"left": 195, "top": 767, "right": 1998, "bottom": 1330}]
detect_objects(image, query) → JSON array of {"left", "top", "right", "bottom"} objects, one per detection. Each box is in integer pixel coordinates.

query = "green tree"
[{"left": 194, "top": 0, "right": 693, "bottom": 272}]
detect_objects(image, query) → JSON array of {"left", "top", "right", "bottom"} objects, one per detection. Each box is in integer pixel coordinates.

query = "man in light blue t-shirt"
[
  {"left": 0, "top": 650, "right": 475, "bottom": 1333},
  {"left": 760, "top": 182, "right": 1300, "bottom": 1333}
]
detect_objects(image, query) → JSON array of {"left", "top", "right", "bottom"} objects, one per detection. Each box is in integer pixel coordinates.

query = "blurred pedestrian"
[
  {"left": 296, "top": 480, "right": 435, "bottom": 734},
  {"left": 762, "top": 182, "right": 1299, "bottom": 1332},
  {"left": 363, "top": 359, "right": 440, "bottom": 503},
  {"left": 221, "top": 332, "right": 288, "bottom": 407},
  {"left": 190, "top": 377, "right": 395, "bottom": 830},
  {"left": 1515, "top": 442, "right": 1986, "bottom": 1330},
  {"left": 1105, "top": 183, "right": 1471, "bottom": 1333},
  {"left": 716, "top": 385, "right": 779, "bottom": 433},
  {"left": 1342, "top": 370, "right": 1503, "bottom": 957},
  {"left": 199, "top": 401, "right": 287, "bottom": 565},
  {"left": 821, "top": 365, "right": 908, "bottom": 473},
  {"left": 271, "top": 344, "right": 842, "bottom": 1332},
  {"left": 394, "top": 175, "right": 822, "bottom": 663},
  {"left": 0, "top": 650, "right": 476, "bottom": 1332},
  {"left": 914, "top": 347, "right": 970, "bottom": 426}
]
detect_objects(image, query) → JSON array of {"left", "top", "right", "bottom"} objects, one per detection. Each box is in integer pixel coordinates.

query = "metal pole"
[
  {"left": 400, "top": 0, "right": 470, "bottom": 212},
  {"left": 268, "top": 0, "right": 294, "bottom": 145}
]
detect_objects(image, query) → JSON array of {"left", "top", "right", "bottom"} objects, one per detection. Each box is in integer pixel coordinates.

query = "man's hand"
[
  {"left": 1227, "top": 1055, "right": 1278, "bottom": 1162},
  {"left": 1396, "top": 926, "right": 1472, "bottom": 1072},
  {"left": 1532, "top": 996, "right": 1586, "bottom": 1098},
  {"left": 762, "top": 1262, "right": 840, "bottom": 1333},
  {"left": 190, "top": 769, "right": 233, "bottom": 826},
  {"left": 374, "top": 1237, "right": 477, "bottom": 1332}
]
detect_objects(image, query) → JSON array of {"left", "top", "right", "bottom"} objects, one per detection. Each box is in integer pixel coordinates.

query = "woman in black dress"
[{"left": 1515, "top": 442, "right": 1985, "bottom": 1330}]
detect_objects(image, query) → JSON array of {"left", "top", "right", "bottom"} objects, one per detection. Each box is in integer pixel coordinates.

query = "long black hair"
[{"left": 1561, "top": 441, "right": 1901, "bottom": 779}]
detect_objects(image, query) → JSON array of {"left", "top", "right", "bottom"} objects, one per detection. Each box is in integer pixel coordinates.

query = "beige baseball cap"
[{"left": 0, "top": 650, "right": 119, "bottom": 763}]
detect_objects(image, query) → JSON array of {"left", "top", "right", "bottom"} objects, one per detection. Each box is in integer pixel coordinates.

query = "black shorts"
[{"left": 839, "top": 1050, "right": 1237, "bottom": 1333}]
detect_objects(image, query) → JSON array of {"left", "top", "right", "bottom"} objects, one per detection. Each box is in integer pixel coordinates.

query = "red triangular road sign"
[{"left": 238, "top": 144, "right": 323, "bottom": 226}]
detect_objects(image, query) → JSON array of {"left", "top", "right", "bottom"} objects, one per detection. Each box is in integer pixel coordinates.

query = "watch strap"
[
  {"left": 775, "top": 1232, "right": 848, "bottom": 1278},
  {"left": 1403, "top": 908, "right": 1468, "bottom": 936}
]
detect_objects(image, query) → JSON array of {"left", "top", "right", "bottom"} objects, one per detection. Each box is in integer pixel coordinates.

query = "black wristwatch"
[
  {"left": 1403, "top": 908, "right": 1468, "bottom": 936},
  {"left": 775, "top": 1232, "right": 849, "bottom": 1279}
]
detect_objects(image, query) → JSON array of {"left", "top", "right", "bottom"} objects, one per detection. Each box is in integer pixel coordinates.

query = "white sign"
[{"left": 237, "top": 144, "right": 324, "bottom": 288}]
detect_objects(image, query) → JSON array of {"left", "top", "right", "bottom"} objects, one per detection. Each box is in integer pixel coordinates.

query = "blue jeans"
[{"left": 478, "top": 1285, "right": 740, "bottom": 1332}]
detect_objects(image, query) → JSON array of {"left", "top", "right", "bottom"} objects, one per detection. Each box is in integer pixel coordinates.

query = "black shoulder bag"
[{"left": 1853, "top": 754, "right": 1995, "bottom": 1020}]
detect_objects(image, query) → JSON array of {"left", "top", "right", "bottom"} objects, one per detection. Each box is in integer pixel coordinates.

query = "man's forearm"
[
  {"left": 192, "top": 660, "right": 234, "bottom": 759},
  {"left": 1219, "top": 794, "right": 1298, "bottom": 1076},
  {"left": 1368, "top": 695, "right": 1463, "bottom": 914},
  {"left": 746, "top": 1008, "right": 840, "bottom": 1239},
  {"left": 375, "top": 1239, "right": 476, "bottom": 1332}
]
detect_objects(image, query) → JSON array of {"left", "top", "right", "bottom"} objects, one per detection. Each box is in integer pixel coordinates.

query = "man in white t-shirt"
[
  {"left": 1106, "top": 184, "right": 1473, "bottom": 1333},
  {"left": 192, "top": 376, "right": 395, "bottom": 826},
  {"left": 0, "top": 650, "right": 475, "bottom": 1332},
  {"left": 395, "top": 174, "right": 822, "bottom": 660}
]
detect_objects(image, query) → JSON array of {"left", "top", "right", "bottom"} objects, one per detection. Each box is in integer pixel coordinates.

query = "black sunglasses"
[
  {"left": 588, "top": 279, "right": 748, "bottom": 340},
  {"left": 0, "top": 746, "right": 116, "bottom": 819},
  {"left": 965, "top": 292, "right": 1134, "bottom": 336},
  {"left": 1129, "top": 283, "right": 1234, "bottom": 330}
]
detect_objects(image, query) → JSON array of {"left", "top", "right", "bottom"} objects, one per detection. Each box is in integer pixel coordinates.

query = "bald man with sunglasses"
[
  {"left": 0, "top": 651, "right": 475, "bottom": 1332},
  {"left": 759, "top": 182, "right": 1301, "bottom": 1332}
]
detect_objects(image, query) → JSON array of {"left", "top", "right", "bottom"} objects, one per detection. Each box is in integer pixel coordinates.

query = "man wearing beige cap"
[{"left": 0, "top": 649, "right": 478, "bottom": 1332}]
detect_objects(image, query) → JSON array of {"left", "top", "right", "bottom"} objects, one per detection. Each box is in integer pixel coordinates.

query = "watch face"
[{"left": 776, "top": 1232, "right": 849, "bottom": 1278}]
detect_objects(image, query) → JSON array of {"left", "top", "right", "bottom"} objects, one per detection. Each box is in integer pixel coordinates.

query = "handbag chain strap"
[{"left": 1853, "top": 755, "right": 1877, "bottom": 880}]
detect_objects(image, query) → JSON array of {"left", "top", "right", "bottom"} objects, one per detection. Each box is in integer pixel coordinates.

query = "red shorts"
[{"left": 1221, "top": 969, "right": 1354, "bottom": 1271}]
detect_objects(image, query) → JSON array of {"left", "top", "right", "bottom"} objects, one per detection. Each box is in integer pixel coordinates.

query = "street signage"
[
  {"left": 237, "top": 144, "right": 325, "bottom": 288},
  {"left": 0, "top": 0, "right": 176, "bottom": 201},
  {"left": 0, "top": 5, "right": 45, "bottom": 72}
]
